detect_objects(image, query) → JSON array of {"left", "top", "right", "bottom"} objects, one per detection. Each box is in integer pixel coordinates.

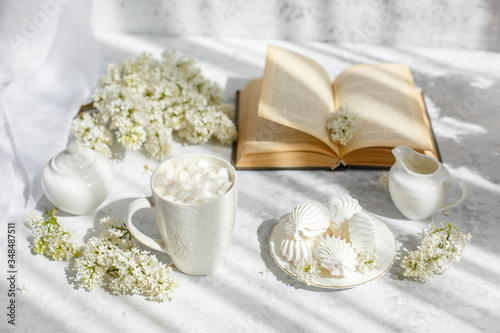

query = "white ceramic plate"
[{"left": 269, "top": 211, "right": 397, "bottom": 289}]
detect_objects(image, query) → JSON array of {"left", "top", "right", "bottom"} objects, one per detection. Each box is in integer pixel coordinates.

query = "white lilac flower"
[
  {"left": 214, "top": 105, "right": 238, "bottom": 144},
  {"left": 71, "top": 50, "right": 237, "bottom": 160},
  {"left": 326, "top": 105, "right": 359, "bottom": 146},
  {"left": 143, "top": 125, "right": 173, "bottom": 161},
  {"left": 25, "top": 211, "right": 179, "bottom": 302},
  {"left": 24, "top": 209, "right": 81, "bottom": 261},
  {"left": 377, "top": 171, "right": 389, "bottom": 189},
  {"left": 294, "top": 258, "right": 321, "bottom": 285},
  {"left": 74, "top": 216, "right": 179, "bottom": 302},
  {"left": 356, "top": 250, "right": 383, "bottom": 273},
  {"left": 70, "top": 112, "right": 113, "bottom": 158},
  {"left": 401, "top": 222, "right": 471, "bottom": 282},
  {"left": 259, "top": 269, "right": 271, "bottom": 277},
  {"left": 112, "top": 116, "right": 147, "bottom": 151},
  {"left": 177, "top": 107, "right": 218, "bottom": 144}
]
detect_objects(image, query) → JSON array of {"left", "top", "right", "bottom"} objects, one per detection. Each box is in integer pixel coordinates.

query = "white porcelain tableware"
[
  {"left": 388, "top": 146, "right": 467, "bottom": 220},
  {"left": 269, "top": 211, "right": 396, "bottom": 288},
  {"left": 125, "top": 154, "right": 238, "bottom": 276},
  {"left": 41, "top": 144, "right": 113, "bottom": 215}
]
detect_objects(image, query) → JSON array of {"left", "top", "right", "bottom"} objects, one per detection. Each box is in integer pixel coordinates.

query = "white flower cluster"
[
  {"left": 377, "top": 171, "right": 389, "bottom": 189},
  {"left": 70, "top": 50, "right": 237, "bottom": 160},
  {"left": 326, "top": 105, "right": 359, "bottom": 146},
  {"left": 24, "top": 209, "right": 81, "bottom": 261},
  {"left": 25, "top": 211, "right": 179, "bottom": 302},
  {"left": 70, "top": 112, "right": 114, "bottom": 158},
  {"left": 356, "top": 250, "right": 383, "bottom": 274},
  {"left": 292, "top": 250, "right": 383, "bottom": 285},
  {"left": 294, "top": 258, "right": 321, "bottom": 285},
  {"left": 401, "top": 222, "right": 472, "bottom": 282},
  {"left": 74, "top": 217, "right": 179, "bottom": 302}
]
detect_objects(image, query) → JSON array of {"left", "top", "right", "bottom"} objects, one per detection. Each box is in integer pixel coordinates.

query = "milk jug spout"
[{"left": 392, "top": 146, "right": 439, "bottom": 176}]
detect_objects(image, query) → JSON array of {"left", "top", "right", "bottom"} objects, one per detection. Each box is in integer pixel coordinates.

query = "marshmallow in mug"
[{"left": 153, "top": 159, "right": 232, "bottom": 204}]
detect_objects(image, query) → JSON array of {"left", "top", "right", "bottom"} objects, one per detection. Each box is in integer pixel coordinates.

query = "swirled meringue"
[
  {"left": 284, "top": 201, "right": 330, "bottom": 241},
  {"left": 327, "top": 194, "right": 362, "bottom": 224},
  {"left": 318, "top": 235, "right": 357, "bottom": 277},
  {"left": 327, "top": 194, "right": 362, "bottom": 237},
  {"left": 280, "top": 236, "right": 318, "bottom": 263},
  {"left": 348, "top": 212, "right": 377, "bottom": 251}
]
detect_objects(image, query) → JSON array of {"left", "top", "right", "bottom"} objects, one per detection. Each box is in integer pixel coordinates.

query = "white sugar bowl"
[{"left": 41, "top": 145, "right": 113, "bottom": 215}]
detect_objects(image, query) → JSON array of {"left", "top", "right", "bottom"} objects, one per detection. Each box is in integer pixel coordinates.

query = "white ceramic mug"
[{"left": 125, "top": 154, "right": 238, "bottom": 275}]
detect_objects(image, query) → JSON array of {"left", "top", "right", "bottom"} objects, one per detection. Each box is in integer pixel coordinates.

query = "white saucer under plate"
[{"left": 269, "top": 211, "right": 397, "bottom": 289}]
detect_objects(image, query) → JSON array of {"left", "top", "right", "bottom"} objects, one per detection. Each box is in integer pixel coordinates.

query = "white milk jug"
[{"left": 388, "top": 146, "right": 467, "bottom": 220}]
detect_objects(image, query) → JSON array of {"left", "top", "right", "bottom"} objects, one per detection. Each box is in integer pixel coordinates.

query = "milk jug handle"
[
  {"left": 438, "top": 177, "right": 468, "bottom": 212},
  {"left": 125, "top": 197, "right": 167, "bottom": 253}
]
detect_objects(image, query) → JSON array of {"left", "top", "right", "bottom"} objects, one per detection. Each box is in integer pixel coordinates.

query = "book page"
[
  {"left": 332, "top": 64, "right": 434, "bottom": 156},
  {"left": 258, "top": 45, "right": 339, "bottom": 156},
  {"left": 236, "top": 78, "right": 337, "bottom": 167}
]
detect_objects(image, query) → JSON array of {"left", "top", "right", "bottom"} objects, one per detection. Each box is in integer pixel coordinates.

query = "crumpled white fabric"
[{"left": 0, "top": 0, "right": 98, "bottom": 230}]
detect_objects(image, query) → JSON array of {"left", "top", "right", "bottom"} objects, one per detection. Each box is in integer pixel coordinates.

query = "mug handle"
[
  {"left": 125, "top": 197, "right": 167, "bottom": 253},
  {"left": 438, "top": 177, "right": 468, "bottom": 212}
]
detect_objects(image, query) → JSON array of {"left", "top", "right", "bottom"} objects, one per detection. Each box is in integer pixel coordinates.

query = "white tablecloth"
[{"left": 1, "top": 31, "right": 500, "bottom": 332}]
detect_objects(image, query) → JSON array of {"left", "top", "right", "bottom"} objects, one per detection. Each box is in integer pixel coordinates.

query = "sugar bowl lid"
[{"left": 50, "top": 144, "right": 96, "bottom": 173}]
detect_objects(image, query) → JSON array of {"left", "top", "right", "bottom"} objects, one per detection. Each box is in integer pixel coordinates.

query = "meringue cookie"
[
  {"left": 327, "top": 194, "right": 362, "bottom": 237},
  {"left": 327, "top": 194, "right": 362, "bottom": 224},
  {"left": 348, "top": 212, "right": 377, "bottom": 252},
  {"left": 280, "top": 236, "right": 318, "bottom": 263},
  {"left": 318, "top": 235, "right": 357, "bottom": 277},
  {"left": 284, "top": 201, "right": 330, "bottom": 241}
]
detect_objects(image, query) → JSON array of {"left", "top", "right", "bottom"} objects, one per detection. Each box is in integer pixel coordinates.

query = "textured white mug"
[{"left": 125, "top": 154, "right": 238, "bottom": 275}]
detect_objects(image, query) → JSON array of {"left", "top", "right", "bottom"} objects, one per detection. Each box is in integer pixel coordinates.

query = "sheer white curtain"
[{"left": 0, "top": 0, "right": 98, "bottom": 227}]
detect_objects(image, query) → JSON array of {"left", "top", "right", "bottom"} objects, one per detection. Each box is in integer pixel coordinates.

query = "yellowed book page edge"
[
  {"left": 332, "top": 63, "right": 434, "bottom": 157},
  {"left": 258, "top": 45, "right": 340, "bottom": 156},
  {"left": 236, "top": 78, "right": 338, "bottom": 168}
]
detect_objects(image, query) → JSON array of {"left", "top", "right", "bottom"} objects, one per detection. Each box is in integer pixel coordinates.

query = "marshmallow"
[{"left": 154, "top": 159, "right": 232, "bottom": 204}]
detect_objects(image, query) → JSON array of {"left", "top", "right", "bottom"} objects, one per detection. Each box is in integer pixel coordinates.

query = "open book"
[{"left": 233, "top": 45, "right": 440, "bottom": 170}]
